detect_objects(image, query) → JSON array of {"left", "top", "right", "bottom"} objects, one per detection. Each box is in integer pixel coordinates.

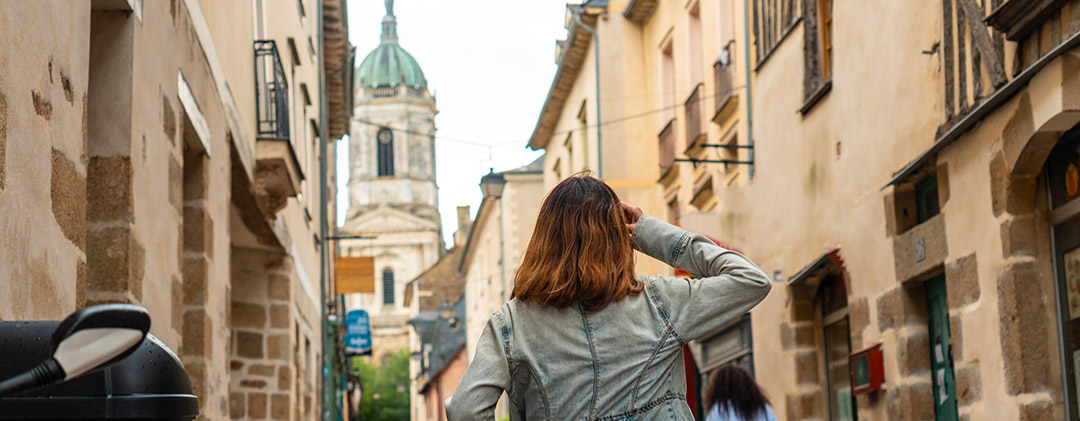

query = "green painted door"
[{"left": 926, "top": 276, "right": 959, "bottom": 421}]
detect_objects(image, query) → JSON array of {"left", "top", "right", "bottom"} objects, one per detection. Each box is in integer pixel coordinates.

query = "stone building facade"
[
  {"left": 0, "top": 0, "right": 352, "bottom": 420},
  {"left": 525, "top": 0, "right": 1080, "bottom": 420}
]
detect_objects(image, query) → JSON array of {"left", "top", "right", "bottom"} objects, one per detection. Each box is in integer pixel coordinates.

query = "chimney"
[{"left": 454, "top": 206, "right": 472, "bottom": 247}]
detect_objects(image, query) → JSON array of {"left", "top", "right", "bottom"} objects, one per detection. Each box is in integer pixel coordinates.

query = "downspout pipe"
[
  {"left": 573, "top": 12, "right": 603, "bottom": 179},
  {"left": 316, "top": 0, "right": 333, "bottom": 419},
  {"left": 742, "top": 0, "right": 755, "bottom": 179}
]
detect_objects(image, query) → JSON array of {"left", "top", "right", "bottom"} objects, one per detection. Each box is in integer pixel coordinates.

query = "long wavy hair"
[
  {"left": 511, "top": 173, "right": 641, "bottom": 311},
  {"left": 703, "top": 364, "right": 770, "bottom": 420}
]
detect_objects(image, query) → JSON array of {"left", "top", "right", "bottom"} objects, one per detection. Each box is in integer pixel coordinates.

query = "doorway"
[
  {"left": 1047, "top": 127, "right": 1080, "bottom": 419},
  {"left": 925, "top": 275, "right": 958, "bottom": 421}
]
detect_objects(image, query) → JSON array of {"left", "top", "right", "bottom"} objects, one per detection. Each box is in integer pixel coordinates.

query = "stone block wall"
[
  {"left": 230, "top": 247, "right": 310, "bottom": 420},
  {"left": 0, "top": 2, "right": 91, "bottom": 321}
]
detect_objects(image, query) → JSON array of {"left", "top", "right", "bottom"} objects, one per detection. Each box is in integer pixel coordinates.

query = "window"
[
  {"left": 667, "top": 198, "right": 680, "bottom": 224},
  {"left": 553, "top": 158, "right": 562, "bottom": 182},
  {"left": 817, "top": 0, "right": 833, "bottom": 80},
  {"left": 801, "top": 0, "right": 833, "bottom": 111},
  {"left": 818, "top": 275, "right": 856, "bottom": 421},
  {"left": 577, "top": 101, "right": 589, "bottom": 170},
  {"left": 563, "top": 133, "right": 574, "bottom": 171},
  {"left": 382, "top": 269, "right": 395, "bottom": 304},
  {"left": 916, "top": 175, "right": 940, "bottom": 224},
  {"left": 286, "top": 38, "right": 301, "bottom": 67},
  {"left": 377, "top": 128, "right": 394, "bottom": 176},
  {"left": 700, "top": 314, "right": 754, "bottom": 376},
  {"left": 300, "top": 83, "right": 312, "bottom": 106},
  {"left": 688, "top": 5, "right": 704, "bottom": 84},
  {"left": 661, "top": 40, "right": 676, "bottom": 121},
  {"left": 752, "top": 0, "right": 801, "bottom": 65}
]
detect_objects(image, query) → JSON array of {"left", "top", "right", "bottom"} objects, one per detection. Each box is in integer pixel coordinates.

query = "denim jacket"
[{"left": 446, "top": 215, "right": 772, "bottom": 420}]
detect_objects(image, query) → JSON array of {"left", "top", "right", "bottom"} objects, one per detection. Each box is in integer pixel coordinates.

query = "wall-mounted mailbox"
[{"left": 850, "top": 343, "right": 884, "bottom": 394}]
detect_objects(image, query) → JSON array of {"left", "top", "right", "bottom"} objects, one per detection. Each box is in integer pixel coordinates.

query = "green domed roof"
[{"left": 355, "top": 43, "right": 427, "bottom": 88}]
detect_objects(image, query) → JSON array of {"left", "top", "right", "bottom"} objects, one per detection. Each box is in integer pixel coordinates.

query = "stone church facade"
[{"left": 340, "top": 2, "right": 443, "bottom": 364}]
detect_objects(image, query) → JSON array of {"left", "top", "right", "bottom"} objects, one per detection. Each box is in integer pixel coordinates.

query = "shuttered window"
[{"left": 382, "top": 269, "right": 395, "bottom": 304}]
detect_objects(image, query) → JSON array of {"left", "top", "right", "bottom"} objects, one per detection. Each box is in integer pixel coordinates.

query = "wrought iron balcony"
[
  {"left": 255, "top": 40, "right": 290, "bottom": 140},
  {"left": 685, "top": 84, "right": 704, "bottom": 149},
  {"left": 713, "top": 41, "right": 738, "bottom": 124},
  {"left": 658, "top": 118, "right": 677, "bottom": 181}
]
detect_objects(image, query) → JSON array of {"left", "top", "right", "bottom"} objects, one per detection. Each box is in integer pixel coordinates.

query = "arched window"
[
  {"left": 376, "top": 128, "right": 394, "bottom": 176},
  {"left": 382, "top": 269, "right": 395, "bottom": 304}
]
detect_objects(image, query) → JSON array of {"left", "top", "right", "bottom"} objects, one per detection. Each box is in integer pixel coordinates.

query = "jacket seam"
[
  {"left": 595, "top": 391, "right": 687, "bottom": 421},
  {"left": 580, "top": 306, "right": 601, "bottom": 420},
  {"left": 627, "top": 323, "right": 673, "bottom": 410},
  {"left": 506, "top": 356, "right": 551, "bottom": 419},
  {"left": 645, "top": 281, "right": 687, "bottom": 346},
  {"left": 669, "top": 232, "right": 690, "bottom": 267}
]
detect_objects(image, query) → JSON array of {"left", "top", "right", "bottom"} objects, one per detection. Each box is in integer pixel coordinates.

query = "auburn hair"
[{"left": 511, "top": 173, "right": 642, "bottom": 311}]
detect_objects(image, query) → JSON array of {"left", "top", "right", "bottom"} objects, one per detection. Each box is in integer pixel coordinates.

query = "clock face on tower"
[{"left": 377, "top": 128, "right": 393, "bottom": 144}]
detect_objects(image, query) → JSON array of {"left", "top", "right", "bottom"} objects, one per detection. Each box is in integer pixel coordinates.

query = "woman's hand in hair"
[{"left": 620, "top": 201, "right": 643, "bottom": 232}]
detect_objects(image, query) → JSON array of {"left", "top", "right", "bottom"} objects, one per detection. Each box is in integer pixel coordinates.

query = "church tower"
[{"left": 341, "top": 0, "right": 442, "bottom": 361}]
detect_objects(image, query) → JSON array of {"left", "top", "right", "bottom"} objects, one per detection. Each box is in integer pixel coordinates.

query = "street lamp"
[
  {"left": 479, "top": 169, "right": 506, "bottom": 199},
  {"left": 479, "top": 169, "right": 509, "bottom": 303}
]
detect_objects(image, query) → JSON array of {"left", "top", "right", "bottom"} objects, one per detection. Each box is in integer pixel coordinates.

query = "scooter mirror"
[
  {"left": 48, "top": 304, "right": 151, "bottom": 380},
  {"left": 0, "top": 304, "right": 150, "bottom": 397}
]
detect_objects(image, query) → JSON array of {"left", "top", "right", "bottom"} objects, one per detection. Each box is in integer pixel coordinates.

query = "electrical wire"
[{"left": 350, "top": 84, "right": 745, "bottom": 149}]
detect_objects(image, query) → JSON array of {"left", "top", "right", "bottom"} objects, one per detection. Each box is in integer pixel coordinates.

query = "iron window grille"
[{"left": 254, "top": 40, "right": 290, "bottom": 140}]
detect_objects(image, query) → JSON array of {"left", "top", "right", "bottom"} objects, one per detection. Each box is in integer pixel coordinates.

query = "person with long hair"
[
  {"left": 446, "top": 174, "right": 772, "bottom": 420},
  {"left": 702, "top": 364, "right": 777, "bottom": 421}
]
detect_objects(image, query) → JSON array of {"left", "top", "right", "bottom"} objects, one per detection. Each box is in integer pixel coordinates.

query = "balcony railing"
[
  {"left": 685, "top": 84, "right": 704, "bottom": 148},
  {"left": 713, "top": 42, "right": 737, "bottom": 123},
  {"left": 255, "top": 40, "right": 290, "bottom": 140},
  {"left": 658, "top": 119, "right": 676, "bottom": 180},
  {"left": 362, "top": 85, "right": 430, "bottom": 98}
]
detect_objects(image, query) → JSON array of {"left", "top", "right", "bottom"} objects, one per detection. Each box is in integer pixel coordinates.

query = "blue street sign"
[{"left": 344, "top": 310, "right": 372, "bottom": 356}]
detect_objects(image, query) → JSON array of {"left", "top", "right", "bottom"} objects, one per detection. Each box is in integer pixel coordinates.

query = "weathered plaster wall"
[{"left": 0, "top": 1, "right": 91, "bottom": 322}]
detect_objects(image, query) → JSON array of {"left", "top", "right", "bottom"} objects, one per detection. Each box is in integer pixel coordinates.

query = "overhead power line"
[{"left": 351, "top": 84, "right": 745, "bottom": 150}]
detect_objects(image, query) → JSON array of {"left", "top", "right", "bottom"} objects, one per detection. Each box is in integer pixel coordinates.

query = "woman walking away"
[
  {"left": 446, "top": 174, "right": 772, "bottom": 420},
  {"left": 703, "top": 364, "right": 777, "bottom": 421}
]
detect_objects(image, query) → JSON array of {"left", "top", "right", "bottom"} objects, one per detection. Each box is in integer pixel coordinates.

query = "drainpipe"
[
  {"left": 573, "top": 12, "right": 602, "bottom": 179},
  {"left": 316, "top": 0, "right": 334, "bottom": 419},
  {"left": 741, "top": 0, "right": 755, "bottom": 179},
  {"left": 498, "top": 197, "right": 507, "bottom": 303}
]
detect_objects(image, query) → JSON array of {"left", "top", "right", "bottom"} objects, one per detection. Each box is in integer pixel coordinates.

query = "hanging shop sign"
[
  {"left": 336, "top": 257, "right": 375, "bottom": 294},
  {"left": 344, "top": 309, "right": 372, "bottom": 356}
]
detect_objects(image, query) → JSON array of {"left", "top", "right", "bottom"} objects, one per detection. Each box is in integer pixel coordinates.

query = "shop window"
[
  {"left": 818, "top": 275, "right": 856, "bottom": 421},
  {"left": 1046, "top": 128, "right": 1080, "bottom": 419}
]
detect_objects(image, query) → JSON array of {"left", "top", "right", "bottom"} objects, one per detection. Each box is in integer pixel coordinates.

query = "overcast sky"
[{"left": 337, "top": 0, "right": 568, "bottom": 246}]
